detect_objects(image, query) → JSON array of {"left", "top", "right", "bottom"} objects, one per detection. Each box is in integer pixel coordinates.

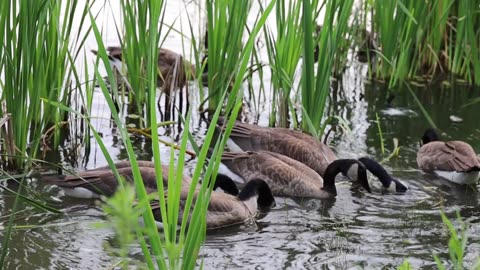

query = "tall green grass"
[
  {"left": 0, "top": 0, "right": 90, "bottom": 170},
  {"left": 0, "top": 1, "right": 91, "bottom": 264},
  {"left": 370, "top": 0, "right": 480, "bottom": 87},
  {"left": 112, "top": 0, "right": 166, "bottom": 126},
  {"left": 204, "top": 0, "right": 252, "bottom": 112},
  {"left": 301, "top": 0, "right": 354, "bottom": 136},
  {"left": 87, "top": 0, "right": 276, "bottom": 268},
  {"left": 264, "top": 1, "right": 303, "bottom": 127}
]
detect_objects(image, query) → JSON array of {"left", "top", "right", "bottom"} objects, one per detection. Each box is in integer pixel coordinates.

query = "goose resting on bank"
[
  {"left": 219, "top": 150, "right": 371, "bottom": 199},
  {"left": 417, "top": 128, "right": 480, "bottom": 185},
  {"left": 149, "top": 179, "right": 275, "bottom": 229}
]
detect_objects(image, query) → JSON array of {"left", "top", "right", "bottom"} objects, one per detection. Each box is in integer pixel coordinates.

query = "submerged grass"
[{"left": 399, "top": 211, "right": 480, "bottom": 269}]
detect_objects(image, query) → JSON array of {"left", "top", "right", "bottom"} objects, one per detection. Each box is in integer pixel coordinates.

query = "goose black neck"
[
  {"left": 322, "top": 159, "right": 356, "bottom": 195},
  {"left": 422, "top": 128, "right": 439, "bottom": 144},
  {"left": 324, "top": 159, "right": 371, "bottom": 193},
  {"left": 358, "top": 157, "right": 393, "bottom": 188},
  {"left": 213, "top": 174, "right": 239, "bottom": 196},
  {"left": 238, "top": 179, "right": 275, "bottom": 208}
]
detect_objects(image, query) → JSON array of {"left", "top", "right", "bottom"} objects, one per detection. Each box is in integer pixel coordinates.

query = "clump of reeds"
[
  {"left": 368, "top": 0, "right": 480, "bottom": 87},
  {"left": 0, "top": 0, "right": 90, "bottom": 170},
  {"left": 203, "top": 0, "right": 252, "bottom": 112},
  {"left": 264, "top": 1, "right": 304, "bottom": 128},
  {"left": 301, "top": 0, "right": 354, "bottom": 136}
]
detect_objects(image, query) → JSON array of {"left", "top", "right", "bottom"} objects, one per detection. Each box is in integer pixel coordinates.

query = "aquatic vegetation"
[
  {"left": 204, "top": 0, "right": 252, "bottom": 112},
  {"left": 88, "top": 0, "right": 276, "bottom": 268},
  {"left": 0, "top": 0, "right": 91, "bottom": 170},
  {"left": 263, "top": 0, "right": 303, "bottom": 127},
  {"left": 368, "top": 0, "right": 480, "bottom": 87},
  {"left": 301, "top": 0, "right": 354, "bottom": 136}
]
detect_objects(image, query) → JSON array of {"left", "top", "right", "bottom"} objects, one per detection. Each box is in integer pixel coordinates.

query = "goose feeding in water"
[
  {"left": 358, "top": 157, "right": 408, "bottom": 192},
  {"left": 91, "top": 47, "right": 197, "bottom": 115},
  {"left": 219, "top": 150, "right": 371, "bottom": 199},
  {"left": 417, "top": 128, "right": 480, "bottom": 185},
  {"left": 149, "top": 178, "right": 275, "bottom": 229},
  {"left": 42, "top": 160, "right": 192, "bottom": 198},
  {"left": 215, "top": 117, "right": 342, "bottom": 178}
]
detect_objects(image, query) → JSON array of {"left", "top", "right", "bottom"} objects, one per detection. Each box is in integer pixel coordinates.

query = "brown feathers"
[
  {"left": 221, "top": 151, "right": 334, "bottom": 199},
  {"left": 43, "top": 161, "right": 191, "bottom": 197},
  {"left": 218, "top": 118, "right": 337, "bottom": 177},
  {"left": 417, "top": 141, "right": 480, "bottom": 172}
]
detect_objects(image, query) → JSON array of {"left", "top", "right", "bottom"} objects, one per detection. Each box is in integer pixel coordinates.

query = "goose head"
[
  {"left": 322, "top": 159, "right": 371, "bottom": 196},
  {"left": 238, "top": 179, "right": 276, "bottom": 209},
  {"left": 358, "top": 157, "right": 408, "bottom": 193},
  {"left": 422, "top": 128, "right": 440, "bottom": 145}
]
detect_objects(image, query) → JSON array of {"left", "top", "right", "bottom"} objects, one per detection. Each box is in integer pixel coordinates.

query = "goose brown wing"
[
  {"left": 90, "top": 160, "right": 155, "bottom": 171},
  {"left": 43, "top": 170, "right": 122, "bottom": 196},
  {"left": 222, "top": 151, "right": 322, "bottom": 196},
  {"left": 418, "top": 141, "right": 480, "bottom": 172},
  {"left": 223, "top": 121, "right": 336, "bottom": 176},
  {"left": 43, "top": 166, "right": 190, "bottom": 196},
  {"left": 261, "top": 134, "right": 335, "bottom": 176},
  {"left": 221, "top": 151, "right": 277, "bottom": 182},
  {"left": 261, "top": 151, "right": 323, "bottom": 182}
]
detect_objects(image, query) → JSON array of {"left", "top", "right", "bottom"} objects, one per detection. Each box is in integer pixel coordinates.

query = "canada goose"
[
  {"left": 92, "top": 47, "right": 196, "bottom": 91},
  {"left": 358, "top": 157, "right": 408, "bottom": 192},
  {"left": 219, "top": 150, "right": 371, "bottom": 199},
  {"left": 149, "top": 179, "right": 275, "bottom": 229},
  {"left": 43, "top": 161, "right": 191, "bottom": 199},
  {"left": 215, "top": 118, "right": 339, "bottom": 179},
  {"left": 417, "top": 129, "right": 480, "bottom": 184}
]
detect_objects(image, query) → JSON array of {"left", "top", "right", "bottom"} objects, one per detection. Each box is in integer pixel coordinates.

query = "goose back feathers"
[
  {"left": 43, "top": 161, "right": 191, "bottom": 198},
  {"left": 417, "top": 129, "right": 480, "bottom": 184},
  {"left": 216, "top": 118, "right": 337, "bottom": 177},
  {"left": 221, "top": 150, "right": 370, "bottom": 198},
  {"left": 92, "top": 47, "right": 196, "bottom": 91}
]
